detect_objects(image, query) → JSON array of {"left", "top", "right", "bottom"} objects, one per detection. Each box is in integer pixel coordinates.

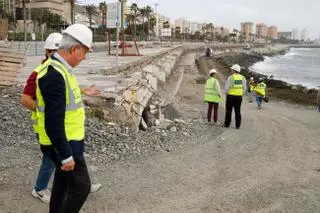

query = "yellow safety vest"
[
  {"left": 204, "top": 77, "right": 221, "bottom": 103},
  {"left": 249, "top": 80, "right": 255, "bottom": 92},
  {"left": 254, "top": 82, "right": 266, "bottom": 96},
  {"left": 31, "top": 64, "right": 44, "bottom": 133},
  {"left": 228, "top": 74, "right": 245, "bottom": 96},
  {"left": 36, "top": 58, "right": 85, "bottom": 145}
]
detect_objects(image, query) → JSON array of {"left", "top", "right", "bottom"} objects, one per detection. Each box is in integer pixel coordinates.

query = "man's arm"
[
  {"left": 38, "top": 66, "right": 73, "bottom": 163},
  {"left": 21, "top": 72, "right": 37, "bottom": 111},
  {"left": 20, "top": 94, "right": 36, "bottom": 111},
  {"left": 224, "top": 76, "right": 231, "bottom": 94}
]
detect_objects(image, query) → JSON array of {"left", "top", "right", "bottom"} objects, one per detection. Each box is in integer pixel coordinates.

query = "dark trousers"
[
  {"left": 42, "top": 148, "right": 91, "bottom": 213},
  {"left": 224, "top": 95, "right": 242, "bottom": 128},
  {"left": 207, "top": 102, "right": 219, "bottom": 122}
]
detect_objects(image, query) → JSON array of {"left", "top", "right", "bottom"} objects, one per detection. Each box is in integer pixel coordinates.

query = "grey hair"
[{"left": 58, "top": 34, "right": 82, "bottom": 51}]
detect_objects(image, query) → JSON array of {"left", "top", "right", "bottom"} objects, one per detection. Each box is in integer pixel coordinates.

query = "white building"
[
  {"left": 174, "top": 18, "right": 189, "bottom": 34},
  {"left": 292, "top": 28, "right": 299, "bottom": 40},
  {"left": 300, "top": 28, "right": 308, "bottom": 41}
]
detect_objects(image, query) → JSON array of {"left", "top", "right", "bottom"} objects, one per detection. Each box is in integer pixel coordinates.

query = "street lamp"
[{"left": 155, "top": 3, "right": 158, "bottom": 38}]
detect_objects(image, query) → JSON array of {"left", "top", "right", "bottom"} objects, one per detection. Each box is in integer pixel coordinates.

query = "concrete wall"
[{"left": 86, "top": 47, "right": 184, "bottom": 130}]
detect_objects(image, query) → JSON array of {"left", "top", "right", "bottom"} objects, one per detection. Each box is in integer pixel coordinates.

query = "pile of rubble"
[{"left": 0, "top": 86, "right": 197, "bottom": 164}]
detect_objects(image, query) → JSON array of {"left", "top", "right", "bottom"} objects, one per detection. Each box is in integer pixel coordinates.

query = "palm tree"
[
  {"left": 143, "top": 6, "right": 153, "bottom": 40},
  {"left": 139, "top": 7, "right": 147, "bottom": 39},
  {"left": 99, "top": 2, "right": 107, "bottom": 27},
  {"left": 85, "top": 4, "right": 98, "bottom": 29},
  {"left": 130, "top": 3, "right": 139, "bottom": 36}
]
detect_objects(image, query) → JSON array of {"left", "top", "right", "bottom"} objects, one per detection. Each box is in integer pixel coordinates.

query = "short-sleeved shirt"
[{"left": 23, "top": 71, "right": 38, "bottom": 100}]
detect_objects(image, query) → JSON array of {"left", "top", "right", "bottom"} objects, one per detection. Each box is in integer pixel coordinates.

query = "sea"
[{"left": 249, "top": 48, "right": 320, "bottom": 89}]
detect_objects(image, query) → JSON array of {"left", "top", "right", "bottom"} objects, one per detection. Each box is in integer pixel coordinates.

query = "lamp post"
[{"left": 155, "top": 3, "right": 158, "bottom": 38}]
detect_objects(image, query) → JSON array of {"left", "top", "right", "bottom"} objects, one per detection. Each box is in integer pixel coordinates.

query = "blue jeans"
[
  {"left": 256, "top": 96, "right": 263, "bottom": 107},
  {"left": 34, "top": 155, "right": 55, "bottom": 191}
]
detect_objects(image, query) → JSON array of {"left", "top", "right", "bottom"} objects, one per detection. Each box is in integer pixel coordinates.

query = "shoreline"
[{"left": 200, "top": 46, "right": 318, "bottom": 106}]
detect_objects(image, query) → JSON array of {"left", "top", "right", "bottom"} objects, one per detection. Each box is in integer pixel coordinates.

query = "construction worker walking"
[
  {"left": 254, "top": 78, "right": 267, "bottom": 110},
  {"left": 35, "top": 24, "right": 100, "bottom": 213},
  {"left": 203, "top": 69, "right": 222, "bottom": 124},
  {"left": 248, "top": 77, "right": 255, "bottom": 103},
  {"left": 223, "top": 64, "right": 246, "bottom": 129},
  {"left": 20, "top": 33, "right": 102, "bottom": 204},
  {"left": 316, "top": 86, "right": 320, "bottom": 112}
]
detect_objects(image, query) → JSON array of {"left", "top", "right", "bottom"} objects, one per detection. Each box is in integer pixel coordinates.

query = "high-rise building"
[
  {"left": 175, "top": 18, "right": 189, "bottom": 34},
  {"left": 240, "top": 22, "right": 253, "bottom": 41},
  {"left": 255, "top": 23, "right": 268, "bottom": 38},
  {"left": 292, "top": 28, "right": 299, "bottom": 40},
  {"left": 267, "top": 26, "right": 278, "bottom": 40},
  {"left": 300, "top": 28, "right": 308, "bottom": 41},
  {"left": 14, "top": 0, "right": 71, "bottom": 23}
]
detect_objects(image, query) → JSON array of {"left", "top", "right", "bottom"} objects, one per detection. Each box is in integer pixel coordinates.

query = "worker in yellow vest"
[
  {"left": 203, "top": 69, "right": 222, "bottom": 124},
  {"left": 35, "top": 24, "right": 101, "bottom": 212},
  {"left": 254, "top": 78, "right": 267, "bottom": 110},
  {"left": 248, "top": 77, "right": 255, "bottom": 103},
  {"left": 223, "top": 64, "right": 246, "bottom": 129}
]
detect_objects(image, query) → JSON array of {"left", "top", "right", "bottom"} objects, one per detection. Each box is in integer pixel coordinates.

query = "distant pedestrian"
[
  {"left": 317, "top": 86, "right": 320, "bottom": 112},
  {"left": 254, "top": 78, "right": 267, "bottom": 110},
  {"left": 203, "top": 69, "right": 222, "bottom": 124},
  {"left": 205, "top": 46, "right": 213, "bottom": 57},
  {"left": 35, "top": 24, "right": 101, "bottom": 213},
  {"left": 248, "top": 77, "right": 255, "bottom": 103},
  {"left": 224, "top": 64, "right": 246, "bottom": 129}
]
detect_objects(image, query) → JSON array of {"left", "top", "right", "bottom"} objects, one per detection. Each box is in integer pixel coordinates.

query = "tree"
[
  {"left": 0, "top": 7, "right": 16, "bottom": 29},
  {"left": 85, "top": 4, "right": 98, "bottom": 29},
  {"left": 130, "top": 3, "right": 139, "bottom": 36},
  {"left": 144, "top": 6, "right": 153, "bottom": 40},
  {"left": 99, "top": 2, "right": 107, "bottom": 27}
]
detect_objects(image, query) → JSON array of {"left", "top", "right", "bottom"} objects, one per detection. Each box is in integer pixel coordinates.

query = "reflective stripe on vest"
[
  {"left": 204, "top": 77, "right": 221, "bottom": 103},
  {"left": 31, "top": 64, "right": 44, "bottom": 133},
  {"left": 36, "top": 58, "right": 85, "bottom": 145},
  {"left": 255, "top": 82, "right": 266, "bottom": 96},
  {"left": 228, "top": 74, "right": 244, "bottom": 96}
]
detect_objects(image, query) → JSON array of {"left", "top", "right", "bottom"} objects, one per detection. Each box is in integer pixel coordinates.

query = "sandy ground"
[{"left": 1, "top": 53, "right": 320, "bottom": 213}]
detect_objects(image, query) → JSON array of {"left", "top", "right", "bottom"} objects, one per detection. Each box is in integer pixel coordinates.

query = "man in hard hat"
[
  {"left": 254, "top": 78, "right": 267, "bottom": 110},
  {"left": 21, "top": 32, "right": 102, "bottom": 204},
  {"left": 35, "top": 24, "right": 100, "bottom": 212},
  {"left": 223, "top": 64, "right": 246, "bottom": 129},
  {"left": 248, "top": 77, "right": 255, "bottom": 103},
  {"left": 203, "top": 69, "right": 222, "bottom": 124},
  {"left": 21, "top": 33, "right": 63, "bottom": 203}
]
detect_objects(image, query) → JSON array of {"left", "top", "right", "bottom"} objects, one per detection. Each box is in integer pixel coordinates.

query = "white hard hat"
[
  {"left": 259, "top": 77, "right": 263, "bottom": 81},
  {"left": 250, "top": 77, "right": 254, "bottom": 80},
  {"left": 230, "top": 64, "right": 241, "bottom": 72},
  {"left": 44, "top": 33, "right": 63, "bottom": 50},
  {"left": 62, "top": 24, "right": 93, "bottom": 50},
  {"left": 209, "top": 69, "right": 217, "bottom": 75}
]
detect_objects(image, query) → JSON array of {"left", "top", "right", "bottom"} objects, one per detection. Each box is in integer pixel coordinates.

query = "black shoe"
[
  {"left": 224, "top": 124, "right": 229, "bottom": 128},
  {"left": 236, "top": 126, "right": 240, "bottom": 129}
]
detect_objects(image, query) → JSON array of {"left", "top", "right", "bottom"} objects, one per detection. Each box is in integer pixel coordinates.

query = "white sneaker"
[
  {"left": 90, "top": 183, "right": 102, "bottom": 193},
  {"left": 32, "top": 189, "right": 51, "bottom": 203}
]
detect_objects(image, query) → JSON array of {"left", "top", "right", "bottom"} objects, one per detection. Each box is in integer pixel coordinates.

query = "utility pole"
[{"left": 23, "top": 0, "right": 26, "bottom": 50}]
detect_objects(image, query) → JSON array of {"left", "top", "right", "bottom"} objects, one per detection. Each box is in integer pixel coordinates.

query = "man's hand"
[
  {"left": 61, "top": 159, "right": 75, "bottom": 171},
  {"left": 81, "top": 84, "right": 101, "bottom": 96}
]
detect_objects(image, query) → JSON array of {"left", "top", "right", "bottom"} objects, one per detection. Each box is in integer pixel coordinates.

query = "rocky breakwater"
[
  {"left": 213, "top": 46, "right": 318, "bottom": 105},
  {"left": 84, "top": 47, "right": 184, "bottom": 131}
]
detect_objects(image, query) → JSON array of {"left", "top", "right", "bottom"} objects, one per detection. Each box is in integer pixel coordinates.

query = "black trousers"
[
  {"left": 42, "top": 148, "right": 91, "bottom": 213},
  {"left": 207, "top": 102, "right": 219, "bottom": 122},
  {"left": 224, "top": 95, "right": 242, "bottom": 128}
]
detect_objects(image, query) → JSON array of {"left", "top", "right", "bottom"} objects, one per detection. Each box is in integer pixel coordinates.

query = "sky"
[{"left": 85, "top": 0, "right": 320, "bottom": 39}]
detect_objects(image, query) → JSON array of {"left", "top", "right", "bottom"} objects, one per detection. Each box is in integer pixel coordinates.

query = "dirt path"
[
  {"left": 87, "top": 54, "right": 320, "bottom": 213},
  {"left": 2, "top": 53, "right": 320, "bottom": 213}
]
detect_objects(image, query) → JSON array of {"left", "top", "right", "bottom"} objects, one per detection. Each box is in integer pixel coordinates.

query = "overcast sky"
[{"left": 86, "top": 0, "right": 320, "bottom": 39}]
